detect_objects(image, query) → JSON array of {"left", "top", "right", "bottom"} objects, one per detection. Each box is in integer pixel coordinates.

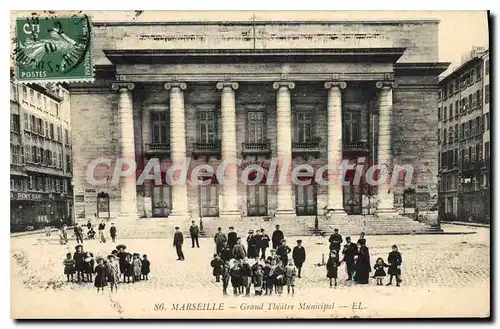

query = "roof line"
[{"left": 92, "top": 19, "right": 440, "bottom": 27}]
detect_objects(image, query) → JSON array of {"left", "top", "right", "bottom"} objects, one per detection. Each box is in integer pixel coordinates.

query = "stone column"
[
  {"left": 111, "top": 82, "right": 138, "bottom": 220},
  {"left": 273, "top": 81, "right": 296, "bottom": 217},
  {"left": 325, "top": 81, "right": 347, "bottom": 214},
  {"left": 375, "top": 81, "right": 396, "bottom": 213},
  {"left": 164, "top": 82, "right": 189, "bottom": 220},
  {"left": 217, "top": 82, "right": 240, "bottom": 219}
]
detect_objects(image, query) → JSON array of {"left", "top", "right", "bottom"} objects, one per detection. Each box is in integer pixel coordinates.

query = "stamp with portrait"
[{"left": 14, "top": 14, "right": 93, "bottom": 83}]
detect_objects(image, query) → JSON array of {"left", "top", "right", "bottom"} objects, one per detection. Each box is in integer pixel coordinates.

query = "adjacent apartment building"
[
  {"left": 437, "top": 48, "right": 490, "bottom": 223},
  {"left": 10, "top": 72, "right": 74, "bottom": 231}
]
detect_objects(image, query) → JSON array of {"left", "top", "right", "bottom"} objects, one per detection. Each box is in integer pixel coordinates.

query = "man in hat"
[
  {"left": 173, "top": 227, "right": 185, "bottom": 261},
  {"left": 292, "top": 240, "right": 306, "bottom": 278},
  {"left": 272, "top": 225, "right": 284, "bottom": 250},
  {"left": 74, "top": 223, "right": 84, "bottom": 244},
  {"left": 189, "top": 220, "right": 200, "bottom": 248},
  {"left": 276, "top": 239, "right": 291, "bottom": 266},
  {"left": 246, "top": 230, "right": 258, "bottom": 259},
  {"left": 328, "top": 228, "right": 343, "bottom": 254},
  {"left": 341, "top": 236, "right": 357, "bottom": 281},
  {"left": 231, "top": 237, "right": 246, "bottom": 260},
  {"left": 258, "top": 228, "right": 270, "bottom": 260},
  {"left": 116, "top": 244, "right": 127, "bottom": 281},
  {"left": 214, "top": 227, "right": 227, "bottom": 255},
  {"left": 227, "top": 226, "right": 238, "bottom": 250}
]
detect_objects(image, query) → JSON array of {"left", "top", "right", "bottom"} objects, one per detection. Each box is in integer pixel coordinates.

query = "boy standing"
[
  {"left": 110, "top": 223, "right": 117, "bottom": 243},
  {"left": 292, "top": 240, "right": 306, "bottom": 278},
  {"left": 387, "top": 244, "right": 403, "bottom": 286},
  {"left": 285, "top": 259, "right": 298, "bottom": 296},
  {"left": 210, "top": 254, "right": 224, "bottom": 282}
]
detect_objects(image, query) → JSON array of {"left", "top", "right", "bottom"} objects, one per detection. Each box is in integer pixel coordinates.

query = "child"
[
  {"left": 132, "top": 253, "right": 142, "bottom": 282},
  {"left": 266, "top": 249, "right": 279, "bottom": 264},
  {"left": 110, "top": 223, "right": 117, "bottom": 243},
  {"left": 124, "top": 253, "right": 134, "bottom": 283},
  {"left": 326, "top": 250, "right": 340, "bottom": 288},
  {"left": 210, "top": 254, "right": 224, "bottom": 283},
  {"left": 84, "top": 252, "right": 94, "bottom": 282},
  {"left": 58, "top": 227, "right": 67, "bottom": 245},
  {"left": 221, "top": 262, "right": 231, "bottom": 296},
  {"left": 240, "top": 258, "right": 252, "bottom": 296},
  {"left": 263, "top": 260, "right": 274, "bottom": 295},
  {"left": 285, "top": 259, "right": 298, "bottom": 296},
  {"left": 373, "top": 257, "right": 388, "bottom": 286},
  {"left": 273, "top": 260, "right": 285, "bottom": 295},
  {"left": 63, "top": 252, "right": 75, "bottom": 282},
  {"left": 387, "top": 244, "right": 403, "bottom": 286},
  {"left": 141, "top": 254, "right": 150, "bottom": 280},
  {"left": 107, "top": 254, "right": 120, "bottom": 292},
  {"left": 73, "top": 245, "right": 85, "bottom": 282},
  {"left": 229, "top": 260, "right": 242, "bottom": 296},
  {"left": 94, "top": 257, "right": 108, "bottom": 294},
  {"left": 252, "top": 265, "right": 264, "bottom": 296}
]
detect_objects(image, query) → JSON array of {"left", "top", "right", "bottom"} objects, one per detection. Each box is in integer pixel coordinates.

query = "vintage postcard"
[{"left": 10, "top": 10, "right": 490, "bottom": 319}]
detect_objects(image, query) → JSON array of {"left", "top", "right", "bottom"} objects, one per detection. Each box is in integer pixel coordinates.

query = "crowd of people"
[
  {"left": 55, "top": 219, "right": 118, "bottom": 246},
  {"left": 63, "top": 243, "right": 151, "bottom": 293},
  {"left": 204, "top": 225, "right": 403, "bottom": 296}
]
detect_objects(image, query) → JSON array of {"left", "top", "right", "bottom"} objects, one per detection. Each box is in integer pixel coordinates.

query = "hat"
[
  {"left": 133, "top": 253, "right": 140, "bottom": 257},
  {"left": 229, "top": 226, "right": 234, "bottom": 229},
  {"left": 270, "top": 249, "right": 276, "bottom": 252},
  {"left": 275, "top": 225, "right": 280, "bottom": 228},
  {"left": 111, "top": 249, "right": 118, "bottom": 255},
  {"left": 175, "top": 226, "right": 180, "bottom": 230},
  {"left": 297, "top": 239, "right": 302, "bottom": 243},
  {"left": 95, "top": 256, "right": 104, "bottom": 262},
  {"left": 107, "top": 254, "right": 116, "bottom": 259},
  {"left": 392, "top": 244, "right": 398, "bottom": 248},
  {"left": 248, "top": 230, "right": 254, "bottom": 233},
  {"left": 75, "top": 244, "right": 83, "bottom": 250},
  {"left": 334, "top": 228, "right": 339, "bottom": 232},
  {"left": 281, "top": 239, "right": 286, "bottom": 243},
  {"left": 116, "top": 244, "right": 127, "bottom": 250},
  {"left": 260, "top": 228, "right": 265, "bottom": 232}
]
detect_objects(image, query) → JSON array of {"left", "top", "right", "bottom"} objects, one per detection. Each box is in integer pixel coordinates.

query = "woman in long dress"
[{"left": 354, "top": 241, "right": 371, "bottom": 284}]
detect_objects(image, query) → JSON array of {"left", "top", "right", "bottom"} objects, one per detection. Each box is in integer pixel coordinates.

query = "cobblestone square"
[{"left": 11, "top": 224, "right": 490, "bottom": 319}]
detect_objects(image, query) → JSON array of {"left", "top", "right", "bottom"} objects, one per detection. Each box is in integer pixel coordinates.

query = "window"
[
  {"left": 30, "top": 115, "right": 35, "bottom": 131},
  {"left": 460, "top": 149, "right": 465, "bottom": 168},
  {"left": 443, "top": 128, "right": 447, "bottom": 144},
  {"left": 468, "top": 94, "right": 473, "bottom": 111},
  {"left": 55, "top": 103, "right": 60, "bottom": 116},
  {"left": 486, "top": 112, "right": 490, "bottom": 131},
  {"left": 29, "top": 90, "right": 34, "bottom": 105},
  {"left": 485, "top": 85, "right": 489, "bottom": 103},
  {"left": 485, "top": 141, "right": 490, "bottom": 161},
  {"left": 40, "top": 148, "right": 45, "bottom": 165},
  {"left": 449, "top": 104, "right": 453, "bottom": 118},
  {"left": 57, "top": 126, "right": 62, "bottom": 141},
  {"left": 437, "top": 128, "right": 441, "bottom": 144},
  {"left": 197, "top": 111, "right": 216, "bottom": 144},
  {"left": 443, "top": 106, "right": 447, "bottom": 120},
  {"left": 50, "top": 123, "right": 54, "bottom": 139},
  {"left": 437, "top": 107, "right": 441, "bottom": 120},
  {"left": 471, "top": 118, "right": 478, "bottom": 136},
  {"left": 52, "top": 151, "right": 57, "bottom": 168},
  {"left": 28, "top": 176, "right": 33, "bottom": 190},
  {"left": 455, "top": 100, "right": 459, "bottom": 116},
  {"left": 59, "top": 153, "right": 63, "bottom": 169},
  {"left": 22, "top": 86, "right": 27, "bottom": 101},
  {"left": 454, "top": 124, "right": 458, "bottom": 141},
  {"left": 464, "top": 122, "right": 469, "bottom": 138},
  {"left": 460, "top": 123, "right": 465, "bottom": 139},
  {"left": 454, "top": 148, "right": 459, "bottom": 165},
  {"left": 296, "top": 112, "right": 314, "bottom": 143},
  {"left": 469, "top": 69, "right": 475, "bottom": 85},
  {"left": 448, "top": 128, "right": 453, "bottom": 143},
  {"left": 32, "top": 146, "right": 37, "bottom": 163},
  {"left": 64, "top": 129, "right": 69, "bottom": 144},
  {"left": 438, "top": 90, "right": 442, "bottom": 100},
  {"left": 37, "top": 93, "right": 41, "bottom": 108},
  {"left": 43, "top": 96, "right": 47, "bottom": 110},
  {"left": 477, "top": 65, "right": 482, "bottom": 80},
  {"left": 247, "top": 111, "right": 265, "bottom": 143},
  {"left": 38, "top": 118, "right": 44, "bottom": 136},
  {"left": 25, "top": 145, "right": 31, "bottom": 163},
  {"left": 11, "top": 114, "right": 20, "bottom": 133},
  {"left": 485, "top": 59, "right": 489, "bottom": 75},
  {"left": 66, "top": 154, "right": 71, "bottom": 171},
  {"left": 23, "top": 113, "right": 28, "bottom": 130},
  {"left": 150, "top": 112, "right": 168, "bottom": 144},
  {"left": 45, "top": 122, "right": 49, "bottom": 136}
]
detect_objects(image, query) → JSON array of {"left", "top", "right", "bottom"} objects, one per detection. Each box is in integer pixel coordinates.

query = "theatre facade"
[{"left": 70, "top": 20, "right": 448, "bottom": 225}]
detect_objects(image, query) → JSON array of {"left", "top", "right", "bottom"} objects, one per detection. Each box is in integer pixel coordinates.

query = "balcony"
[
  {"left": 242, "top": 142, "right": 271, "bottom": 156},
  {"left": 192, "top": 141, "right": 221, "bottom": 158},
  {"left": 292, "top": 141, "right": 320, "bottom": 157},
  {"left": 145, "top": 143, "right": 170, "bottom": 155},
  {"left": 343, "top": 141, "right": 370, "bottom": 154}
]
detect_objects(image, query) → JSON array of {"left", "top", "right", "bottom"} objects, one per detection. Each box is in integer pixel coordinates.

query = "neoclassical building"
[{"left": 70, "top": 19, "right": 448, "bottom": 231}]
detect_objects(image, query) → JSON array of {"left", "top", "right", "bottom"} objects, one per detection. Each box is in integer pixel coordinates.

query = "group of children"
[
  {"left": 63, "top": 244, "right": 151, "bottom": 293},
  {"left": 211, "top": 248, "right": 299, "bottom": 297}
]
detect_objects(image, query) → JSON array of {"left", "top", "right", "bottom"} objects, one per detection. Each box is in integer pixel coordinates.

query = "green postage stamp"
[{"left": 14, "top": 14, "right": 93, "bottom": 83}]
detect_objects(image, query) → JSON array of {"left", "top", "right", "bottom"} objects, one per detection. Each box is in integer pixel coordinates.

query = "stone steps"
[{"left": 111, "top": 213, "right": 438, "bottom": 239}]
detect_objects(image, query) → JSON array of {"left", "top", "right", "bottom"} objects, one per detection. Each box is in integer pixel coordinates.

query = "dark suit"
[
  {"left": 227, "top": 231, "right": 238, "bottom": 249},
  {"left": 272, "top": 230, "right": 284, "bottom": 249},
  {"left": 276, "top": 244, "right": 291, "bottom": 265},
  {"left": 342, "top": 242, "right": 358, "bottom": 280},
  {"left": 189, "top": 224, "right": 200, "bottom": 248},
  {"left": 173, "top": 231, "right": 185, "bottom": 260},
  {"left": 329, "top": 233, "right": 343, "bottom": 253},
  {"left": 259, "top": 233, "right": 270, "bottom": 260},
  {"left": 292, "top": 246, "right": 306, "bottom": 277}
]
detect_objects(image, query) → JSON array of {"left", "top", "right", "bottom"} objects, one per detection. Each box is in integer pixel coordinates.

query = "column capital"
[
  {"left": 164, "top": 82, "right": 187, "bottom": 91},
  {"left": 216, "top": 82, "right": 239, "bottom": 90},
  {"left": 112, "top": 82, "right": 135, "bottom": 91},
  {"left": 273, "top": 81, "right": 295, "bottom": 90},
  {"left": 324, "top": 81, "right": 347, "bottom": 90},
  {"left": 376, "top": 81, "right": 397, "bottom": 89}
]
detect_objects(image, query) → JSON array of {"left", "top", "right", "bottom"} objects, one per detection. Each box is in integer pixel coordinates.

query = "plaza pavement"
[{"left": 11, "top": 224, "right": 490, "bottom": 319}]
